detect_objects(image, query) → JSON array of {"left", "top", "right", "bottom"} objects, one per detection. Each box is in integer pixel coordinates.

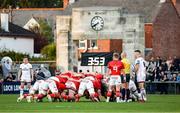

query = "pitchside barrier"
[
  {"left": 145, "top": 81, "right": 180, "bottom": 94},
  {"left": 0, "top": 81, "right": 179, "bottom": 94},
  {"left": 0, "top": 81, "right": 34, "bottom": 94}
]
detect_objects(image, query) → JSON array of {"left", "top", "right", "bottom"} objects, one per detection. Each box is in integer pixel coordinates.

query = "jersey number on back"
[{"left": 113, "top": 66, "right": 118, "bottom": 72}]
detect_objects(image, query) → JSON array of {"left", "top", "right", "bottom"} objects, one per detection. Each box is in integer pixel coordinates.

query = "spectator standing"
[
  {"left": 166, "top": 57, "right": 174, "bottom": 71},
  {"left": 176, "top": 74, "right": 180, "bottom": 82},
  {"left": 155, "top": 56, "right": 162, "bottom": 80},
  {"left": 1, "top": 57, "right": 12, "bottom": 79},
  {"left": 147, "top": 57, "right": 156, "bottom": 81},
  {"left": 173, "top": 56, "right": 179, "bottom": 71}
]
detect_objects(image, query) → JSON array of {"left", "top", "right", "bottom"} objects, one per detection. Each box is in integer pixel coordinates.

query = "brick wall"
[
  {"left": 63, "top": 0, "right": 69, "bottom": 8},
  {"left": 153, "top": 0, "right": 180, "bottom": 58}
]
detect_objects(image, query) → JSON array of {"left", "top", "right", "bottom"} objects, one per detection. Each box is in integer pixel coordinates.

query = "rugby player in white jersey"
[
  {"left": 134, "top": 50, "right": 147, "bottom": 102},
  {"left": 18, "top": 57, "right": 34, "bottom": 99}
]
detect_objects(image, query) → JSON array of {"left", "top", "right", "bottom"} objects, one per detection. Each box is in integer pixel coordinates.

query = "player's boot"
[
  {"left": 127, "top": 99, "right": 132, "bottom": 102},
  {"left": 117, "top": 98, "right": 124, "bottom": 103},
  {"left": 142, "top": 95, "right": 147, "bottom": 102},
  {"left": 17, "top": 96, "right": 24, "bottom": 102},
  {"left": 26, "top": 96, "right": 32, "bottom": 103},
  {"left": 33, "top": 96, "right": 38, "bottom": 103},
  {"left": 47, "top": 95, "right": 52, "bottom": 102}
]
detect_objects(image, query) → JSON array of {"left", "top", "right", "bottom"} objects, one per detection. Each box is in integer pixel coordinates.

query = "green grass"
[{"left": 0, "top": 94, "right": 180, "bottom": 113}]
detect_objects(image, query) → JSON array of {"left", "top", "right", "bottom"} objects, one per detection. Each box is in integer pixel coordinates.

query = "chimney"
[
  {"left": 159, "top": 0, "right": 166, "bottom": 3},
  {"left": 1, "top": 13, "right": 9, "bottom": 32},
  {"left": 63, "top": 0, "right": 69, "bottom": 8},
  {"left": 69, "top": 0, "right": 75, "bottom": 4},
  {"left": 171, "top": 0, "right": 176, "bottom": 6}
]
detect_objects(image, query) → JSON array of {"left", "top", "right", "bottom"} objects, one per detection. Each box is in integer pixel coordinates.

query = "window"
[
  {"left": 89, "top": 40, "right": 98, "bottom": 49},
  {"left": 79, "top": 40, "right": 87, "bottom": 49}
]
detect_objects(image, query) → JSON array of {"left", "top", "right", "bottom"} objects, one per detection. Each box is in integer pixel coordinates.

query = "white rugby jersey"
[
  {"left": 135, "top": 57, "right": 146, "bottom": 77},
  {"left": 20, "top": 63, "right": 32, "bottom": 78}
]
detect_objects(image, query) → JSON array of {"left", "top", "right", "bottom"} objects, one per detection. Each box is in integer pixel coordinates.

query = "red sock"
[
  {"left": 61, "top": 94, "right": 68, "bottom": 100},
  {"left": 68, "top": 95, "right": 74, "bottom": 100},
  {"left": 75, "top": 94, "right": 80, "bottom": 101},
  {"left": 107, "top": 91, "right": 112, "bottom": 97},
  {"left": 94, "top": 92, "right": 99, "bottom": 98},
  {"left": 23, "top": 94, "right": 29, "bottom": 98},
  {"left": 37, "top": 94, "right": 44, "bottom": 99},
  {"left": 116, "top": 91, "right": 121, "bottom": 97},
  {"left": 50, "top": 94, "right": 56, "bottom": 98}
]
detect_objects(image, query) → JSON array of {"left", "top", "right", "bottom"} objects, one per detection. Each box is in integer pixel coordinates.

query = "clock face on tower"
[{"left": 91, "top": 16, "right": 104, "bottom": 31}]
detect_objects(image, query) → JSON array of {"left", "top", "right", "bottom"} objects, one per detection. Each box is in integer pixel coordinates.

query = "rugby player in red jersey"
[
  {"left": 106, "top": 52, "right": 125, "bottom": 103},
  {"left": 46, "top": 72, "right": 72, "bottom": 101},
  {"left": 62, "top": 73, "right": 83, "bottom": 101}
]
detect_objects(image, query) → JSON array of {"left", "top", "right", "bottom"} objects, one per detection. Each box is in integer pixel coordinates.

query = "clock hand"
[{"left": 92, "top": 22, "right": 99, "bottom": 27}]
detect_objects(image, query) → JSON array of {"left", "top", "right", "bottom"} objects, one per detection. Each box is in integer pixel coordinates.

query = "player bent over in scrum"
[
  {"left": 62, "top": 73, "right": 82, "bottom": 101},
  {"left": 32, "top": 80, "right": 49, "bottom": 102},
  {"left": 46, "top": 77, "right": 61, "bottom": 102},
  {"left": 106, "top": 53, "right": 125, "bottom": 103},
  {"left": 17, "top": 80, "right": 49, "bottom": 102},
  {"left": 75, "top": 75, "right": 98, "bottom": 102}
]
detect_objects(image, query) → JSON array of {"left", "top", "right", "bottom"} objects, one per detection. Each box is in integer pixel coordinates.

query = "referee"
[{"left": 121, "top": 52, "right": 131, "bottom": 102}]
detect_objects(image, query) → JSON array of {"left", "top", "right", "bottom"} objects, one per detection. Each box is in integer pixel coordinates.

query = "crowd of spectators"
[
  {"left": 146, "top": 56, "right": 180, "bottom": 82},
  {"left": 146, "top": 56, "right": 180, "bottom": 94}
]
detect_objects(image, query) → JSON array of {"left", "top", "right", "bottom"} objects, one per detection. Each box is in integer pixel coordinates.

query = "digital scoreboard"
[{"left": 81, "top": 52, "right": 113, "bottom": 66}]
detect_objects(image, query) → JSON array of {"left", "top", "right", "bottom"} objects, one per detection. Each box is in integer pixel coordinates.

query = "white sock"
[
  {"left": 20, "top": 90, "right": 24, "bottom": 97},
  {"left": 133, "top": 91, "right": 139, "bottom": 99},
  {"left": 20, "top": 87, "right": 24, "bottom": 97},
  {"left": 140, "top": 88, "right": 146, "bottom": 100},
  {"left": 106, "top": 97, "right": 110, "bottom": 102},
  {"left": 116, "top": 97, "right": 120, "bottom": 102}
]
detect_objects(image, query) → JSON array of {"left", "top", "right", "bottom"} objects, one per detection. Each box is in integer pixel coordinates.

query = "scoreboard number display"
[
  {"left": 81, "top": 52, "right": 113, "bottom": 66},
  {"left": 88, "top": 57, "right": 105, "bottom": 66}
]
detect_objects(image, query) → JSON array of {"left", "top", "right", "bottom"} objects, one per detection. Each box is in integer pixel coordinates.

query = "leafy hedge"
[
  {"left": 0, "top": 49, "right": 29, "bottom": 61},
  {"left": 0, "top": 43, "right": 56, "bottom": 61},
  {"left": 41, "top": 43, "right": 56, "bottom": 60}
]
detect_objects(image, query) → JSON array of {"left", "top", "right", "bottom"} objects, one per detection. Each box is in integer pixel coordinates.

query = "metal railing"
[{"left": 145, "top": 81, "right": 180, "bottom": 94}]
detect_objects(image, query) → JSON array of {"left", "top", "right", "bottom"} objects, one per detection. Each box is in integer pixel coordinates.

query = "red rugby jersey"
[{"left": 108, "top": 60, "right": 124, "bottom": 75}]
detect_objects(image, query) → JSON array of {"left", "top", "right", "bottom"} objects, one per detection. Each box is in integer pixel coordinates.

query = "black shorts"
[{"left": 121, "top": 74, "right": 130, "bottom": 83}]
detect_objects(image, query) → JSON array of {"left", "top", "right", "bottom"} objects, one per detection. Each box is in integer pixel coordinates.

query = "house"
[
  {"left": 23, "top": 17, "right": 40, "bottom": 30},
  {"left": 0, "top": 13, "right": 35, "bottom": 56},
  {"left": 152, "top": 0, "right": 180, "bottom": 58},
  {"left": 23, "top": 16, "right": 50, "bottom": 30}
]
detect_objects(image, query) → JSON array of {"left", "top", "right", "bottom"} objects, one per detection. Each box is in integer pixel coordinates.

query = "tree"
[
  {"left": 39, "top": 20, "right": 54, "bottom": 44},
  {"left": 28, "top": 19, "right": 54, "bottom": 53},
  {"left": 41, "top": 43, "right": 56, "bottom": 60}
]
